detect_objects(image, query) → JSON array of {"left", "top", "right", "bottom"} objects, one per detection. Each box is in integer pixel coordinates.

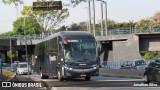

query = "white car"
[{"left": 17, "top": 62, "right": 32, "bottom": 75}]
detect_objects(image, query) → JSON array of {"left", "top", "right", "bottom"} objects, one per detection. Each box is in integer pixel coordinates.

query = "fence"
[
  {"left": 95, "top": 28, "right": 160, "bottom": 36},
  {"left": 1, "top": 28, "right": 160, "bottom": 40},
  {"left": 0, "top": 34, "right": 50, "bottom": 40},
  {"left": 100, "top": 60, "right": 126, "bottom": 69}
]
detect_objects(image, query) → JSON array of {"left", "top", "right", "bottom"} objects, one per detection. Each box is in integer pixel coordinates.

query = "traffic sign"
[{"left": 33, "top": 1, "right": 62, "bottom": 11}]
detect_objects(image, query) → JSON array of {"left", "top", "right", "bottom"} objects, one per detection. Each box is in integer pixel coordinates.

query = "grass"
[{"left": 2, "top": 68, "right": 15, "bottom": 81}]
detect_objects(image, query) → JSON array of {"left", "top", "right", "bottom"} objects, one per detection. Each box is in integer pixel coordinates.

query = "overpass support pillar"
[
  {"left": 4, "top": 51, "right": 7, "bottom": 62},
  {"left": 18, "top": 51, "right": 23, "bottom": 61},
  {"left": 0, "top": 51, "right": 7, "bottom": 62}
]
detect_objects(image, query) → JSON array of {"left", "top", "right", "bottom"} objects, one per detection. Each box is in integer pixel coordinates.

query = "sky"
[{"left": 0, "top": 0, "right": 160, "bottom": 33}]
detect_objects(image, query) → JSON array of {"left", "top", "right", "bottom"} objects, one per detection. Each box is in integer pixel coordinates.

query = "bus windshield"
[{"left": 64, "top": 39, "right": 96, "bottom": 63}]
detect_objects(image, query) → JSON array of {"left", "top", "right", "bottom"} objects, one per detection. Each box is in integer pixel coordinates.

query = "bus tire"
[
  {"left": 85, "top": 76, "right": 91, "bottom": 81},
  {"left": 53, "top": 75, "right": 58, "bottom": 79},
  {"left": 40, "top": 70, "right": 45, "bottom": 79},
  {"left": 144, "top": 74, "right": 150, "bottom": 83},
  {"left": 45, "top": 76, "right": 49, "bottom": 79},
  {"left": 57, "top": 69, "right": 64, "bottom": 81}
]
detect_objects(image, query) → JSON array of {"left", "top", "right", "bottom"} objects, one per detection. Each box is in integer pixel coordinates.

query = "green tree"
[
  {"left": 69, "top": 0, "right": 86, "bottom": 6},
  {"left": 136, "top": 19, "right": 152, "bottom": 29},
  {"left": 143, "top": 51, "right": 160, "bottom": 60},
  {"left": 30, "top": 0, "right": 69, "bottom": 33},
  {"left": 69, "top": 23, "right": 81, "bottom": 31},
  {"left": 0, "top": 31, "right": 14, "bottom": 36},
  {"left": 34, "top": 8, "right": 69, "bottom": 33},
  {"left": 152, "top": 11, "right": 160, "bottom": 27},
  {"left": 13, "top": 17, "right": 42, "bottom": 35},
  {"left": 79, "top": 22, "right": 88, "bottom": 31},
  {"left": 97, "top": 19, "right": 117, "bottom": 29},
  {"left": 107, "top": 19, "right": 117, "bottom": 29},
  {"left": 2, "top": 0, "right": 23, "bottom": 5},
  {"left": 21, "top": 5, "right": 69, "bottom": 33}
]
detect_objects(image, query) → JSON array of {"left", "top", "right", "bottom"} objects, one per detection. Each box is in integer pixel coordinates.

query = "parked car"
[
  {"left": 120, "top": 59, "right": 146, "bottom": 70},
  {"left": 144, "top": 58, "right": 160, "bottom": 83},
  {"left": 17, "top": 62, "right": 32, "bottom": 75}
]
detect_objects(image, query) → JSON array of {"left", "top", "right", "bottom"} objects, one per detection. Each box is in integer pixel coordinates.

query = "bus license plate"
[{"left": 80, "top": 74, "right": 86, "bottom": 77}]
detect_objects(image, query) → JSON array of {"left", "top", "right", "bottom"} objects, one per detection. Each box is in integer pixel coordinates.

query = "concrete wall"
[
  {"left": 95, "top": 34, "right": 130, "bottom": 41},
  {"left": 140, "top": 38, "right": 160, "bottom": 51},
  {"left": 17, "top": 39, "right": 40, "bottom": 45},
  {"left": 0, "top": 39, "right": 17, "bottom": 46},
  {"left": 110, "top": 34, "right": 142, "bottom": 61}
]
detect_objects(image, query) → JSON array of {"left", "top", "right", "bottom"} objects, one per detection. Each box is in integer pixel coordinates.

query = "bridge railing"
[
  {"left": 95, "top": 28, "right": 160, "bottom": 36},
  {"left": 1, "top": 28, "right": 160, "bottom": 40},
  {"left": 0, "top": 34, "right": 50, "bottom": 40}
]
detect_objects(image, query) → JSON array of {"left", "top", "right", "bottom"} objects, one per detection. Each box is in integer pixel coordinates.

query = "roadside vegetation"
[
  {"left": 143, "top": 51, "right": 160, "bottom": 61},
  {"left": 2, "top": 68, "right": 15, "bottom": 81}
]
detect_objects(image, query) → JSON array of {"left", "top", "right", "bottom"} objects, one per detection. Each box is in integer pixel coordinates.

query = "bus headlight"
[
  {"left": 64, "top": 66, "right": 73, "bottom": 70},
  {"left": 92, "top": 64, "right": 98, "bottom": 69}
]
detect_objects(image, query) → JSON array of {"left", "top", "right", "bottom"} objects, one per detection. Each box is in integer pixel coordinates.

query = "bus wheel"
[
  {"left": 45, "top": 76, "right": 49, "bottom": 79},
  {"left": 40, "top": 70, "right": 45, "bottom": 79},
  {"left": 57, "top": 69, "right": 64, "bottom": 81},
  {"left": 144, "top": 74, "right": 150, "bottom": 83},
  {"left": 85, "top": 76, "right": 91, "bottom": 81}
]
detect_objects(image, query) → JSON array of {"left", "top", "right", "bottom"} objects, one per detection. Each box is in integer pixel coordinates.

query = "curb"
[
  {"left": 7, "top": 73, "right": 16, "bottom": 81},
  {"left": 100, "top": 68, "right": 144, "bottom": 79}
]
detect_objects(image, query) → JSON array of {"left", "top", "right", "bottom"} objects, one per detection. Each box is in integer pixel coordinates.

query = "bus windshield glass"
[{"left": 64, "top": 39, "right": 96, "bottom": 63}]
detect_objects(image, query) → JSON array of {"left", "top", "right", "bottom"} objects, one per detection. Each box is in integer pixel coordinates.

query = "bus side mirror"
[
  {"left": 97, "top": 41, "right": 102, "bottom": 52},
  {"left": 59, "top": 42, "right": 64, "bottom": 51}
]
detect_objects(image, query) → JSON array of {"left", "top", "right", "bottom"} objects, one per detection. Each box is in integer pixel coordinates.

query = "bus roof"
[{"left": 36, "top": 31, "right": 94, "bottom": 44}]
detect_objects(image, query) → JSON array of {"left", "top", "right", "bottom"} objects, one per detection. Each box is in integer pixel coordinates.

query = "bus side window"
[{"left": 49, "top": 53, "right": 57, "bottom": 61}]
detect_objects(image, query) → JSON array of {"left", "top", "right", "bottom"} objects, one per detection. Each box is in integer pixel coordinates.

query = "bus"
[{"left": 34, "top": 31, "right": 99, "bottom": 81}]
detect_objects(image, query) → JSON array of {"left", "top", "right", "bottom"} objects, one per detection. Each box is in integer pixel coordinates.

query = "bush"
[
  {"left": 143, "top": 51, "right": 160, "bottom": 60},
  {"left": 2, "top": 68, "right": 15, "bottom": 81}
]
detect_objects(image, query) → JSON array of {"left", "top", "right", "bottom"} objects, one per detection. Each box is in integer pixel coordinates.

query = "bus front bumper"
[{"left": 63, "top": 68, "right": 99, "bottom": 78}]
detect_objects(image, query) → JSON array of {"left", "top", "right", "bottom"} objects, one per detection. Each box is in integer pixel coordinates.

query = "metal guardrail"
[
  {"left": 100, "top": 68, "right": 144, "bottom": 78},
  {"left": 100, "top": 61, "right": 126, "bottom": 69},
  {"left": 95, "top": 28, "right": 160, "bottom": 36},
  {"left": 0, "top": 34, "right": 50, "bottom": 40},
  {"left": 1, "top": 28, "right": 160, "bottom": 40}
]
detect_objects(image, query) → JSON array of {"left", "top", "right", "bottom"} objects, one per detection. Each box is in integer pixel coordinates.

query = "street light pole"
[
  {"left": 23, "top": 7, "right": 32, "bottom": 78},
  {"left": 92, "top": 0, "right": 96, "bottom": 36},
  {"left": 88, "top": 0, "right": 91, "bottom": 33},
  {"left": 104, "top": 1, "right": 107, "bottom": 36},
  {"left": 10, "top": 39, "right": 12, "bottom": 71},
  {"left": 24, "top": 15, "right": 29, "bottom": 78},
  {"left": 100, "top": 1, "right": 104, "bottom": 36}
]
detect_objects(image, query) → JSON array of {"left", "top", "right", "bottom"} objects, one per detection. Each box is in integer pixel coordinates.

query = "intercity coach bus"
[{"left": 34, "top": 31, "right": 99, "bottom": 81}]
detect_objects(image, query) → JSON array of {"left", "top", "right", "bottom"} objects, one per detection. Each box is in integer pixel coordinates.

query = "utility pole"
[
  {"left": 88, "top": 0, "right": 91, "bottom": 33},
  {"left": 104, "top": 1, "right": 108, "bottom": 36},
  {"left": 24, "top": 15, "right": 29, "bottom": 78},
  {"left": 92, "top": 0, "right": 96, "bottom": 36},
  {"left": 100, "top": 1, "right": 104, "bottom": 36},
  {"left": 23, "top": 6, "right": 33, "bottom": 78},
  {"left": 10, "top": 39, "right": 12, "bottom": 71}
]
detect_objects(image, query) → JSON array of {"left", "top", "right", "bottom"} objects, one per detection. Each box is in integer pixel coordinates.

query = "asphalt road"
[{"left": 3, "top": 74, "right": 160, "bottom": 90}]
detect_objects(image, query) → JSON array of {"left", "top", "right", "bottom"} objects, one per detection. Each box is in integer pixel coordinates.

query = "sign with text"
[{"left": 33, "top": 1, "right": 62, "bottom": 11}]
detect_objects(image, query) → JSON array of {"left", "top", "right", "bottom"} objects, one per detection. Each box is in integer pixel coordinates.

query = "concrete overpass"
[
  {"left": 0, "top": 35, "right": 45, "bottom": 63},
  {"left": 95, "top": 33, "right": 160, "bottom": 62},
  {"left": 1, "top": 29, "right": 160, "bottom": 63}
]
